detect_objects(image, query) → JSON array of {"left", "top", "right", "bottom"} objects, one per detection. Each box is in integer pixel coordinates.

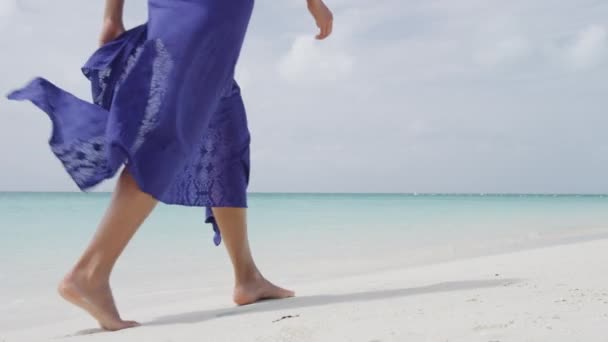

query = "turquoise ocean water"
[
  {"left": 2, "top": 192, "right": 608, "bottom": 266},
  {"left": 2, "top": 191, "right": 607, "bottom": 282},
  {"left": 1, "top": 192, "right": 608, "bottom": 330}
]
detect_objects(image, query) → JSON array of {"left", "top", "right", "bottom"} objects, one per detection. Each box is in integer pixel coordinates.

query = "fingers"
[
  {"left": 315, "top": 19, "right": 333, "bottom": 40},
  {"left": 316, "top": 22, "right": 326, "bottom": 40}
]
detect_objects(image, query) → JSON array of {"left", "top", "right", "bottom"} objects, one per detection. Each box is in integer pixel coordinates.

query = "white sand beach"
[{"left": 3, "top": 237, "right": 607, "bottom": 341}]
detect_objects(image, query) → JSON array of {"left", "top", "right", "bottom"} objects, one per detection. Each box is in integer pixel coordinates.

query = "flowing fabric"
[{"left": 7, "top": 0, "right": 255, "bottom": 246}]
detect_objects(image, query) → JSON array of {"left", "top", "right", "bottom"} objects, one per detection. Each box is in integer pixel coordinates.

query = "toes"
[
  {"left": 125, "top": 320, "right": 141, "bottom": 327},
  {"left": 278, "top": 288, "right": 295, "bottom": 298},
  {"left": 233, "top": 279, "right": 296, "bottom": 305},
  {"left": 266, "top": 284, "right": 295, "bottom": 299},
  {"left": 270, "top": 282, "right": 294, "bottom": 297},
  {"left": 106, "top": 320, "right": 140, "bottom": 331}
]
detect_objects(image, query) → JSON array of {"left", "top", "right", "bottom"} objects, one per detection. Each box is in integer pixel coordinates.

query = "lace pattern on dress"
[
  {"left": 52, "top": 39, "right": 175, "bottom": 188},
  {"left": 133, "top": 40, "right": 174, "bottom": 153},
  {"left": 163, "top": 84, "right": 251, "bottom": 208},
  {"left": 95, "top": 68, "right": 112, "bottom": 106},
  {"left": 50, "top": 136, "right": 111, "bottom": 189}
]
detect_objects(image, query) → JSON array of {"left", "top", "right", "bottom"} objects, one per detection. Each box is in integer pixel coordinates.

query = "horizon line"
[{"left": 0, "top": 191, "right": 606, "bottom": 196}]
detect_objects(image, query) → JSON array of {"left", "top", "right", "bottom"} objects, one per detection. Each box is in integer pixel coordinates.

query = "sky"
[{"left": 0, "top": 0, "right": 607, "bottom": 193}]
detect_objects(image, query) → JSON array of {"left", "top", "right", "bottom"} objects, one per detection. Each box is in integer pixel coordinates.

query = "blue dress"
[{"left": 6, "top": 0, "right": 255, "bottom": 246}]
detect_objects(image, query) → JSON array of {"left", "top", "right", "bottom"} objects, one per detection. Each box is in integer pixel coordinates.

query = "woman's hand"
[
  {"left": 99, "top": 19, "right": 125, "bottom": 46},
  {"left": 307, "top": 0, "right": 333, "bottom": 40}
]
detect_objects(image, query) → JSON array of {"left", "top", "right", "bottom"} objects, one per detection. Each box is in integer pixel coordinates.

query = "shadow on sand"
[{"left": 67, "top": 278, "right": 519, "bottom": 336}]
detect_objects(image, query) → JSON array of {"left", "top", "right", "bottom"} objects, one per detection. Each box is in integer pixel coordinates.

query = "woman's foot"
[
  {"left": 58, "top": 271, "right": 139, "bottom": 331},
  {"left": 233, "top": 273, "right": 295, "bottom": 305}
]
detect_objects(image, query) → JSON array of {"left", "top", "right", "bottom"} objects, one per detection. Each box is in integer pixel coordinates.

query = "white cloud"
[
  {"left": 0, "top": 0, "right": 16, "bottom": 17},
  {"left": 568, "top": 25, "right": 607, "bottom": 69},
  {"left": 473, "top": 36, "right": 530, "bottom": 67},
  {"left": 278, "top": 35, "right": 355, "bottom": 83},
  {"left": 0, "top": 0, "right": 16, "bottom": 29}
]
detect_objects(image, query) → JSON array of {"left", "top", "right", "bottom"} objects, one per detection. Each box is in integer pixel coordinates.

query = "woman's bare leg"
[
  {"left": 211, "top": 207, "right": 295, "bottom": 305},
  {"left": 58, "top": 168, "right": 158, "bottom": 331}
]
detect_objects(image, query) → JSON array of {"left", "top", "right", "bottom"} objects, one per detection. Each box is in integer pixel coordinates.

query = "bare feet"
[
  {"left": 233, "top": 273, "right": 295, "bottom": 305},
  {"left": 58, "top": 271, "right": 139, "bottom": 331}
]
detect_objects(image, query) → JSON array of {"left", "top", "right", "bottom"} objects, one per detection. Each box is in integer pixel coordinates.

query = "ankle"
[
  {"left": 235, "top": 266, "right": 262, "bottom": 285},
  {"left": 67, "top": 264, "right": 110, "bottom": 287}
]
